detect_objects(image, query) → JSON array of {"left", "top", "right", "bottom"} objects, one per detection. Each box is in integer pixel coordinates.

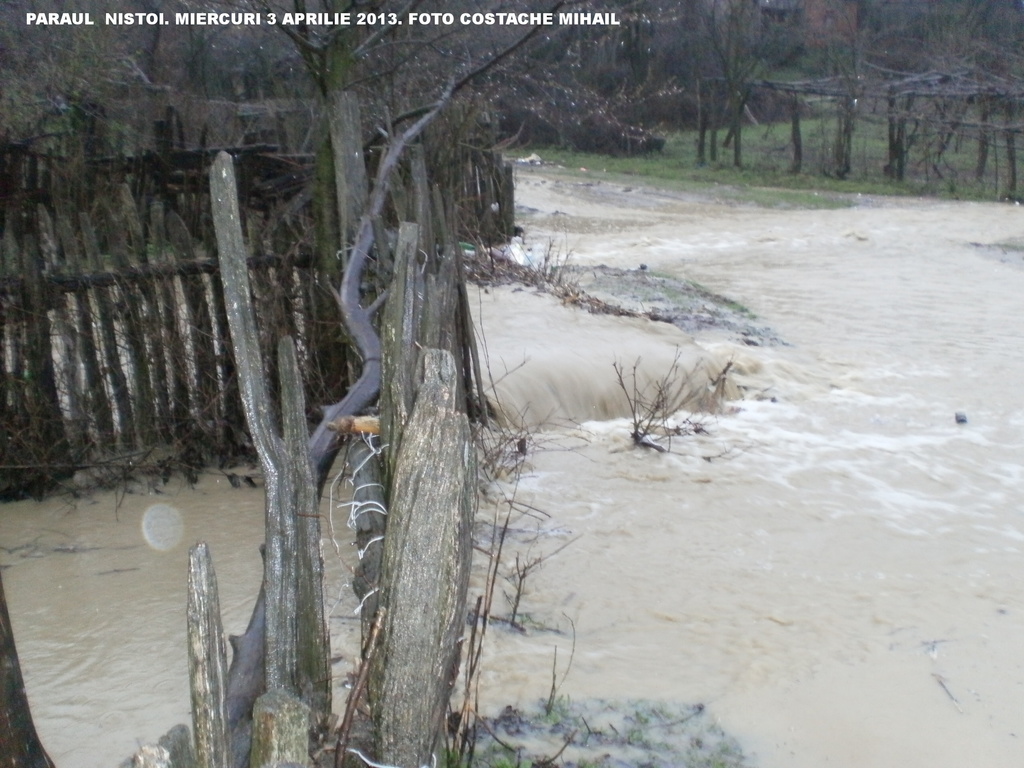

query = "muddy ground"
[{"left": 568, "top": 264, "right": 784, "bottom": 346}]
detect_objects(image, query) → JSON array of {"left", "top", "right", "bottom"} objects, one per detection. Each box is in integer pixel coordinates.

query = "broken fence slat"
[
  {"left": 249, "top": 689, "right": 312, "bottom": 768},
  {"left": 187, "top": 542, "right": 230, "bottom": 768}
]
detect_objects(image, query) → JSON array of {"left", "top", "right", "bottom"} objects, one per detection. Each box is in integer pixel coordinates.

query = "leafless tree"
[{"left": 698, "top": 0, "right": 799, "bottom": 168}]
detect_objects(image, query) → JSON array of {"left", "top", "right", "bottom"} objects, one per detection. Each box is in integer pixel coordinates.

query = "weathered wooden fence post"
[
  {"left": 335, "top": 222, "right": 423, "bottom": 651},
  {"left": 8, "top": 228, "right": 70, "bottom": 496},
  {"left": 369, "top": 348, "right": 475, "bottom": 768},
  {"left": 249, "top": 690, "right": 311, "bottom": 768},
  {"left": 379, "top": 223, "right": 425, "bottom": 483},
  {"left": 187, "top": 542, "right": 230, "bottom": 768},
  {"left": 328, "top": 90, "right": 368, "bottom": 250},
  {"left": 79, "top": 210, "right": 135, "bottom": 447},
  {"left": 56, "top": 207, "right": 113, "bottom": 443},
  {"left": 210, "top": 150, "right": 330, "bottom": 762},
  {"left": 108, "top": 183, "right": 159, "bottom": 445}
]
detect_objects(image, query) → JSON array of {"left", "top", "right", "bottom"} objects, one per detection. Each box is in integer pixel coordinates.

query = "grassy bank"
[{"left": 522, "top": 114, "right": 1013, "bottom": 204}]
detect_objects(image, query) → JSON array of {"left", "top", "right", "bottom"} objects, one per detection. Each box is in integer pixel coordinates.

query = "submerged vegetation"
[{"left": 463, "top": 698, "right": 751, "bottom": 768}]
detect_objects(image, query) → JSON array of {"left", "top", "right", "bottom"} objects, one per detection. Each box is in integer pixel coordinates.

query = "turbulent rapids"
[{"left": 474, "top": 286, "right": 737, "bottom": 429}]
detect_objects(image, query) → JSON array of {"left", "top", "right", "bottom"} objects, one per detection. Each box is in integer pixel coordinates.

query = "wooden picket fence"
[{"left": 0, "top": 131, "right": 513, "bottom": 500}]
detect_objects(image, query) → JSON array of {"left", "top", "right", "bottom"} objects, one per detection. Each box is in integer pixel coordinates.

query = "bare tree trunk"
[
  {"left": 976, "top": 97, "right": 991, "bottom": 182},
  {"left": 731, "top": 95, "right": 743, "bottom": 169},
  {"left": 0, "top": 571, "right": 55, "bottom": 768},
  {"left": 834, "top": 95, "right": 855, "bottom": 179},
  {"left": 328, "top": 90, "right": 368, "bottom": 250},
  {"left": 1004, "top": 101, "right": 1017, "bottom": 199},
  {"left": 886, "top": 89, "right": 900, "bottom": 179},
  {"left": 790, "top": 94, "right": 802, "bottom": 174},
  {"left": 725, "top": 85, "right": 750, "bottom": 169},
  {"left": 696, "top": 79, "right": 707, "bottom": 165}
]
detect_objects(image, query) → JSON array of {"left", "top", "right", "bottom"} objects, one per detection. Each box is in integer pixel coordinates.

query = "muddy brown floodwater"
[{"left": 3, "top": 166, "right": 1024, "bottom": 767}]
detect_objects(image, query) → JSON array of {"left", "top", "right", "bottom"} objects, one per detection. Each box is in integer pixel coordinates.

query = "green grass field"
[{"left": 522, "top": 108, "right": 1016, "bottom": 204}]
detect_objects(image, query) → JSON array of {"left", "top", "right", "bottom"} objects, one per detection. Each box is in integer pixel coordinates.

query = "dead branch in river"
[{"left": 613, "top": 351, "right": 715, "bottom": 453}]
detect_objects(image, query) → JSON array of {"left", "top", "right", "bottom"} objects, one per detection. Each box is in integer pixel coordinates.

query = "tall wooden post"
[
  {"left": 370, "top": 349, "right": 475, "bottom": 768},
  {"left": 789, "top": 93, "right": 803, "bottom": 174},
  {"left": 187, "top": 543, "right": 230, "bottom": 768},
  {"left": 210, "top": 151, "right": 330, "bottom": 762}
]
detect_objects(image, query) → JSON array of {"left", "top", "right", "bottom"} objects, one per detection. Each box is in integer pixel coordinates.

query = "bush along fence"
[{"left": 0, "top": 105, "right": 511, "bottom": 501}]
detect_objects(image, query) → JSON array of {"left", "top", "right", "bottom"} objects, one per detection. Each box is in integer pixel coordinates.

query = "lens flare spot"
[{"left": 142, "top": 504, "right": 183, "bottom": 551}]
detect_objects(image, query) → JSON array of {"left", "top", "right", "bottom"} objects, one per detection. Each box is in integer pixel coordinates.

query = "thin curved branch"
[
  {"left": 352, "top": 0, "right": 426, "bottom": 58},
  {"left": 309, "top": 4, "right": 572, "bottom": 490},
  {"left": 309, "top": 87, "right": 453, "bottom": 491},
  {"left": 385, "top": 0, "right": 571, "bottom": 131}
]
